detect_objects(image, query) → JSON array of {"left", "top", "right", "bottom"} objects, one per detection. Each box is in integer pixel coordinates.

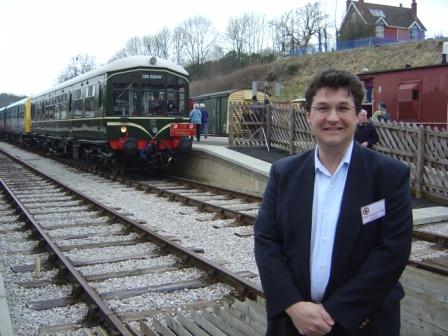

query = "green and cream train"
[{"left": 0, "top": 56, "right": 196, "bottom": 167}]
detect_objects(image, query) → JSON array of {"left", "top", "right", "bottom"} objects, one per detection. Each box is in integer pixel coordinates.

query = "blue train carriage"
[
  {"left": 30, "top": 55, "right": 195, "bottom": 167},
  {"left": 2, "top": 97, "right": 32, "bottom": 142},
  {"left": 0, "top": 106, "right": 5, "bottom": 138}
]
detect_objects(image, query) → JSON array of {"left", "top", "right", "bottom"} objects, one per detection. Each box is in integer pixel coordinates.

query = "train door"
[{"left": 397, "top": 81, "right": 421, "bottom": 121}]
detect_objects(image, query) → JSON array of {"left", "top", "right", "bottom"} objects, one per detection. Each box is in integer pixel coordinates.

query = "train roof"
[
  {"left": 3, "top": 97, "right": 30, "bottom": 109},
  {"left": 33, "top": 56, "right": 189, "bottom": 98}
]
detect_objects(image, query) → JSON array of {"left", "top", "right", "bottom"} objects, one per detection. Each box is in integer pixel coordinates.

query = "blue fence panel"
[{"left": 337, "top": 37, "right": 399, "bottom": 50}]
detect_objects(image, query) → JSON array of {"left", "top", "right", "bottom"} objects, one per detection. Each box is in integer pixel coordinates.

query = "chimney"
[
  {"left": 399, "top": 3, "right": 403, "bottom": 7},
  {"left": 358, "top": 0, "right": 364, "bottom": 4},
  {"left": 411, "top": 0, "right": 417, "bottom": 17},
  {"left": 442, "top": 42, "right": 448, "bottom": 64}
]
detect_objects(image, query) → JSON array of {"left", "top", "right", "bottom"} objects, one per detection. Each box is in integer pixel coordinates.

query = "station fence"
[{"left": 228, "top": 102, "right": 448, "bottom": 204}]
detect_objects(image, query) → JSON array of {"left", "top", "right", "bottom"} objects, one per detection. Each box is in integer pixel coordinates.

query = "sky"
[{"left": 0, "top": 0, "right": 447, "bottom": 96}]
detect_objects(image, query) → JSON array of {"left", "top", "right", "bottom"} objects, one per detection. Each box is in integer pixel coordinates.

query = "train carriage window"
[
  {"left": 112, "top": 83, "right": 137, "bottom": 116},
  {"left": 60, "top": 94, "right": 68, "bottom": 119},
  {"left": 85, "top": 85, "right": 96, "bottom": 118},
  {"left": 73, "top": 88, "right": 84, "bottom": 118}
]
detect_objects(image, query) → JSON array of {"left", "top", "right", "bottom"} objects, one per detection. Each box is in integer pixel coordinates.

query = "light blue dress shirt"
[{"left": 310, "top": 141, "right": 353, "bottom": 302}]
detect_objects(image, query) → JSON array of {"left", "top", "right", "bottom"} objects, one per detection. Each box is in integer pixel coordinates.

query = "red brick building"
[{"left": 339, "top": 1, "right": 426, "bottom": 49}]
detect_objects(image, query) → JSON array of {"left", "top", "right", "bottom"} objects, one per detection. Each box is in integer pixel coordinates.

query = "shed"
[
  {"left": 193, "top": 89, "right": 266, "bottom": 135},
  {"left": 358, "top": 63, "right": 448, "bottom": 127}
]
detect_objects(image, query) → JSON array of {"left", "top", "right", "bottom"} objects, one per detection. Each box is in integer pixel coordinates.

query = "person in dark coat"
[
  {"left": 354, "top": 109, "right": 379, "bottom": 149},
  {"left": 254, "top": 69, "right": 412, "bottom": 336},
  {"left": 199, "top": 103, "right": 209, "bottom": 139}
]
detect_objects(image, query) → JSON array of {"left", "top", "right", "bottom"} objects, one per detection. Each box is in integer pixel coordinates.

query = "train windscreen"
[{"left": 111, "top": 71, "right": 188, "bottom": 117}]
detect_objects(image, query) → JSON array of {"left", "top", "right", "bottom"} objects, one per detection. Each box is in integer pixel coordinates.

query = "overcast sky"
[{"left": 1, "top": 0, "right": 446, "bottom": 96}]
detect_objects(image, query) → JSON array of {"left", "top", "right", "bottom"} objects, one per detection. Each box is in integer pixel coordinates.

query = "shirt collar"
[{"left": 314, "top": 141, "right": 354, "bottom": 176}]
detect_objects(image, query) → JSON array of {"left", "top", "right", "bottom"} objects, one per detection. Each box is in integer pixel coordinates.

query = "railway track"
[
  {"left": 0, "top": 150, "right": 266, "bottom": 335},
  {"left": 1, "top": 141, "right": 447, "bottom": 335}
]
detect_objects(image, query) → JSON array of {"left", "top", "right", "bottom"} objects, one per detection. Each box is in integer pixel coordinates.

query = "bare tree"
[
  {"left": 124, "top": 36, "right": 145, "bottom": 55},
  {"left": 142, "top": 28, "right": 171, "bottom": 59},
  {"left": 154, "top": 28, "right": 171, "bottom": 59},
  {"left": 226, "top": 16, "right": 246, "bottom": 62},
  {"left": 171, "top": 26, "right": 186, "bottom": 65},
  {"left": 272, "top": 1, "right": 327, "bottom": 55},
  {"left": 226, "top": 12, "right": 270, "bottom": 61},
  {"left": 57, "top": 54, "right": 97, "bottom": 83},
  {"left": 109, "top": 48, "right": 129, "bottom": 62},
  {"left": 244, "top": 13, "right": 269, "bottom": 54},
  {"left": 176, "top": 16, "right": 219, "bottom": 69}
]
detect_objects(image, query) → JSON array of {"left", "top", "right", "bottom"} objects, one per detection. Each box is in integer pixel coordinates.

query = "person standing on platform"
[
  {"left": 189, "top": 103, "right": 202, "bottom": 142},
  {"left": 372, "top": 101, "right": 391, "bottom": 122},
  {"left": 354, "top": 109, "right": 379, "bottom": 149},
  {"left": 254, "top": 69, "right": 412, "bottom": 336},
  {"left": 200, "top": 103, "right": 209, "bottom": 139}
]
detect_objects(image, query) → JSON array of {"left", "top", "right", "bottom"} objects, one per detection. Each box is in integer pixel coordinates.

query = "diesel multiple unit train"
[{"left": 0, "top": 56, "right": 196, "bottom": 168}]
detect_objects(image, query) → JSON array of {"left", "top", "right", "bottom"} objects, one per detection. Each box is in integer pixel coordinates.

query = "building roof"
[
  {"left": 347, "top": 1, "right": 426, "bottom": 30},
  {"left": 357, "top": 62, "right": 448, "bottom": 77}
]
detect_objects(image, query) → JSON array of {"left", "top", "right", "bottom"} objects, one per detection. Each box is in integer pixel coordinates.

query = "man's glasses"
[{"left": 311, "top": 105, "right": 355, "bottom": 114}]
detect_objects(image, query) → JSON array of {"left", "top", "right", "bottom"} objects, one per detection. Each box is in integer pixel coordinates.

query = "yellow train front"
[{"left": 1, "top": 97, "right": 32, "bottom": 142}]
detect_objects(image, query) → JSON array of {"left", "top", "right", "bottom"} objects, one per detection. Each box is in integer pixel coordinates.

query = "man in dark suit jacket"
[
  {"left": 354, "top": 109, "right": 379, "bottom": 149},
  {"left": 254, "top": 69, "right": 412, "bottom": 336}
]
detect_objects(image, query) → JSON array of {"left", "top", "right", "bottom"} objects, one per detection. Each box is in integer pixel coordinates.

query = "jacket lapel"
[
  {"left": 289, "top": 151, "right": 315, "bottom": 298},
  {"left": 325, "top": 144, "right": 370, "bottom": 296}
]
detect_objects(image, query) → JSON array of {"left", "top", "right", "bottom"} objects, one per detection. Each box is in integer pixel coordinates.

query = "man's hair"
[
  {"left": 200, "top": 103, "right": 205, "bottom": 108},
  {"left": 304, "top": 69, "right": 364, "bottom": 113}
]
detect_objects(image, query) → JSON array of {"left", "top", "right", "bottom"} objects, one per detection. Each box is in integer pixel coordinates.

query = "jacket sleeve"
[
  {"left": 324, "top": 165, "right": 412, "bottom": 333},
  {"left": 254, "top": 163, "right": 305, "bottom": 319}
]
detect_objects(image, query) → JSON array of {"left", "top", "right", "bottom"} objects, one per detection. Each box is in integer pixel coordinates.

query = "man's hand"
[
  {"left": 285, "top": 301, "right": 334, "bottom": 336},
  {"left": 361, "top": 141, "right": 368, "bottom": 147}
]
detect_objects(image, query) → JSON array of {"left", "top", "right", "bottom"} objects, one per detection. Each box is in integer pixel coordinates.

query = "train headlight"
[
  {"left": 120, "top": 126, "right": 127, "bottom": 134},
  {"left": 173, "top": 124, "right": 178, "bottom": 129}
]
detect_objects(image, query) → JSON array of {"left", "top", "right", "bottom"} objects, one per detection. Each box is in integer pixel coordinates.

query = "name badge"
[{"left": 361, "top": 199, "right": 386, "bottom": 225}]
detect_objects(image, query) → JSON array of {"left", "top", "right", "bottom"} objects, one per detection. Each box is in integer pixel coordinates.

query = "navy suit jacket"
[{"left": 254, "top": 142, "right": 412, "bottom": 335}]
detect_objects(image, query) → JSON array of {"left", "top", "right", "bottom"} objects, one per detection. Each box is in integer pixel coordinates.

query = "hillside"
[
  {"left": 0, "top": 93, "right": 26, "bottom": 108},
  {"left": 191, "top": 38, "right": 448, "bottom": 100}
]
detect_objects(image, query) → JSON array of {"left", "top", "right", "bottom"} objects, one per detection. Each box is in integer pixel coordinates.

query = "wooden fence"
[{"left": 228, "top": 102, "right": 448, "bottom": 203}]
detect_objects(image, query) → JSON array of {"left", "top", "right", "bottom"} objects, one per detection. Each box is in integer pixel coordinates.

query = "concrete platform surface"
[
  {"left": 412, "top": 206, "right": 448, "bottom": 225},
  {"left": 192, "top": 143, "right": 271, "bottom": 177}
]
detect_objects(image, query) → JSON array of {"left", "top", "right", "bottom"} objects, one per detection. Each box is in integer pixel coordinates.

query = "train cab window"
[
  {"left": 112, "top": 83, "right": 137, "bottom": 117},
  {"left": 166, "top": 75, "right": 188, "bottom": 116},
  {"left": 141, "top": 86, "right": 165, "bottom": 116}
]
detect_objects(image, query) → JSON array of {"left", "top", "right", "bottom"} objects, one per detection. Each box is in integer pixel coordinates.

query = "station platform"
[{"left": 170, "top": 137, "right": 273, "bottom": 197}]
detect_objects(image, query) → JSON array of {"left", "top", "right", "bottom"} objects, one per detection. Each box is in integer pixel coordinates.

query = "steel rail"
[
  {"left": 0, "top": 178, "right": 132, "bottom": 336},
  {"left": 0, "top": 149, "right": 264, "bottom": 298}
]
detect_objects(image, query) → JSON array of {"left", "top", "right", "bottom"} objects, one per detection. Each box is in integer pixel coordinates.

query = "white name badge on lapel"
[{"left": 361, "top": 199, "right": 386, "bottom": 225}]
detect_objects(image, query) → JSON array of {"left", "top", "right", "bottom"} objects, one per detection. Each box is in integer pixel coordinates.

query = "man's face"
[
  {"left": 307, "top": 87, "right": 357, "bottom": 152},
  {"left": 358, "top": 110, "right": 368, "bottom": 125}
]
